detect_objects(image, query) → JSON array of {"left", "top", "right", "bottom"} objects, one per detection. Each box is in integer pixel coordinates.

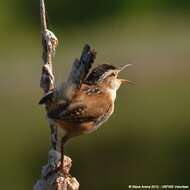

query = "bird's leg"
[
  {"left": 60, "top": 137, "right": 65, "bottom": 170},
  {"left": 59, "top": 136, "right": 69, "bottom": 177},
  {"left": 50, "top": 122, "right": 57, "bottom": 149}
]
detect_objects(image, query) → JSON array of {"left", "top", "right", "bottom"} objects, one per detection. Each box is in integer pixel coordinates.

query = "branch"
[
  {"left": 34, "top": 1, "right": 79, "bottom": 189},
  {"left": 40, "top": 0, "right": 58, "bottom": 93},
  {"left": 34, "top": 151, "right": 79, "bottom": 190},
  {"left": 40, "top": 0, "right": 47, "bottom": 31}
]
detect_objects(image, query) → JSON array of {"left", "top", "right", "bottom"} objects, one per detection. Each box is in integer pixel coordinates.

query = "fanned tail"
[
  {"left": 67, "top": 44, "right": 96, "bottom": 89},
  {"left": 39, "top": 44, "right": 96, "bottom": 105}
]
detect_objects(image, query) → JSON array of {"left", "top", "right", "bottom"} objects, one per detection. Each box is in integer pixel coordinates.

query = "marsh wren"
[{"left": 39, "top": 45, "right": 132, "bottom": 169}]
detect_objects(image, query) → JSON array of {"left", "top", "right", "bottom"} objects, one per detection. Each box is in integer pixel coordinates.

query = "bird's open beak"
[
  {"left": 117, "top": 64, "right": 134, "bottom": 84},
  {"left": 118, "top": 64, "right": 132, "bottom": 71},
  {"left": 119, "top": 79, "right": 134, "bottom": 85}
]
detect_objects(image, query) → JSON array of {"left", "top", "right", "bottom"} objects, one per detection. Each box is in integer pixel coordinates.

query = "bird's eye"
[{"left": 110, "top": 73, "right": 116, "bottom": 77}]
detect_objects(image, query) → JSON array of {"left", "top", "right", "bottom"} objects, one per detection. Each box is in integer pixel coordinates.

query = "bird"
[{"left": 39, "top": 44, "right": 133, "bottom": 171}]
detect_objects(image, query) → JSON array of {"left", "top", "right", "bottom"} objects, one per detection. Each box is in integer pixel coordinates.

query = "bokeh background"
[{"left": 0, "top": 0, "right": 190, "bottom": 189}]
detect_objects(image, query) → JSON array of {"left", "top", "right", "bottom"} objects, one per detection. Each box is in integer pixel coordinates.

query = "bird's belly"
[
  {"left": 93, "top": 103, "right": 114, "bottom": 129},
  {"left": 56, "top": 102, "right": 114, "bottom": 136},
  {"left": 57, "top": 120, "right": 95, "bottom": 136}
]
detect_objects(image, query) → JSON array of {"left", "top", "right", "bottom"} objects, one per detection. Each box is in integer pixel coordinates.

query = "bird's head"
[{"left": 84, "top": 64, "right": 133, "bottom": 91}]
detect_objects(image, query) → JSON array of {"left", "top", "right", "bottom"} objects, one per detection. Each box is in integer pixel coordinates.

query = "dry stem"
[{"left": 34, "top": 1, "right": 79, "bottom": 189}]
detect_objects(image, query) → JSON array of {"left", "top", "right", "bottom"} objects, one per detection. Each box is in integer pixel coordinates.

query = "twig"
[
  {"left": 40, "top": 0, "right": 47, "bottom": 31},
  {"left": 34, "top": 1, "right": 79, "bottom": 189},
  {"left": 40, "top": 0, "right": 57, "bottom": 93}
]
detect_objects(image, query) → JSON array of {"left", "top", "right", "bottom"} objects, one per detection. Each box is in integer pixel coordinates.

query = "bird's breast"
[{"left": 106, "top": 89, "right": 117, "bottom": 101}]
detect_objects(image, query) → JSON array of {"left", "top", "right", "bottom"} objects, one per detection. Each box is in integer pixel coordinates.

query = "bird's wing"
[
  {"left": 47, "top": 86, "right": 112, "bottom": 123},
  {"left": 48, "top": 103, "right": 94, "bottom": 123},
  {"left": 39, "top": 44, "right": 96, "bottom": 105}
]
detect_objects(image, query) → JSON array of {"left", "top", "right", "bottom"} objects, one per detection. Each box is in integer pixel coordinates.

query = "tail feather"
[
  {"left": 68, "top": 44, "right": 96, "bottom": 88},
  {"left": 56, "top": 44, "right": 96, "bottom": 103},
  {"left": 39, "top": 44, "right": 97, "bottom": 105}
]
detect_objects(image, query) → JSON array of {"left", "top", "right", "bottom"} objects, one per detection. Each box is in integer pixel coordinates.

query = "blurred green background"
[{"left": 0, "top": 0, "right": 190, "bottom": 189}]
